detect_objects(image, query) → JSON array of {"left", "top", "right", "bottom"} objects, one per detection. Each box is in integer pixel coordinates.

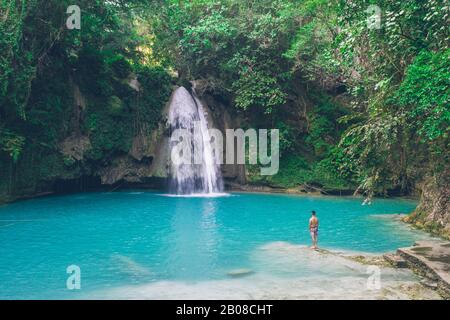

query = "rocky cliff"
[
  {"left": 404, "top": 177, "right": 450, "bottom": 239},
  {"left": 96, "top": 83, "right": 246, "bottom": 188}
]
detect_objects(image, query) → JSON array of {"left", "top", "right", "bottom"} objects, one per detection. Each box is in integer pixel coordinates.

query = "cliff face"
[
  {"left": 97, "top": 84, "right": 247, "bottom": 188},
  {"left": 55, "top": 80, "right": 173, "bottom": 188},
  {"left": 97, "top": 93, "right": 172, "bottom": 186},
  {"left": 1, "top": 78, "right": 448, "bottom": 243},
  {"left": 405, "top": 177, "right": 450, "bottom": 239},
  {"left": 0, "top": 82, "right": 248, "bottom": 202}
]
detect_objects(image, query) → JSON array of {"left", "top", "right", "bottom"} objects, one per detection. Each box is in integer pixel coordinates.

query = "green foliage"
[
  {"left": 76, "top": 48, "right": 114, "bottom": 97},
  {"left": 151, "top": 0, "right": 300, "bottom": 113},
  {"left": 276, "top": 122, "right": 295, "bottom": 154},
  {"left": 81, "top": 65, "right": 172, "bottom": 162},
  {"left": 0, "top": 0, "right": 38, "bottom": 119},
  {"left": 289, "top": 0, "right": 450, "bottom": 196},
  {"left": 109, "top": 56, "right": 133, "bottom": 79},
  {"left": 135, "top": 65, "right": 173, "bottom": 132},
  {"left": 249, "top": 154, "right": 354, "bottom": 190},
  {"left": 252, "top": 155, "right": 311, "bottom": 188},
  {"left": 180, "top": 9, "right": 236, "bottom": 65},
  {"left": 84, "top": 103, "right": 132, "bottom": 161},
  {"left": 395, "top": 49, "right": 450, "bottom": 142},
  {"left": 233, "top": 70, "right": 287, "bottom": 113},
  {"left": 0, "top": 0, "right": 448, "bottom": 202},
  {"left": 0, "top": 128, "right": 25, "bottom": 162},
  {"left": 305, "top": 97, "right": 347, "bottom": 158},
  {"left": 0, "top": 0, "right": 172, "bottom": 200}
]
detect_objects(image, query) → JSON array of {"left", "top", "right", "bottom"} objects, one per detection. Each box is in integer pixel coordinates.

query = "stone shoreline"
[
  {"left": 394, "top": 241, "right": 450, "bottom": 299},
  {"left": 327, "top": 247, "right": 448, "bottom": 300}
]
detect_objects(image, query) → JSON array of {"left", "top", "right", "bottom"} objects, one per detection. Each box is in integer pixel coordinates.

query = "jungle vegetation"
[{"left": 0, "top": 0, "right": 448, "bottom": 201}]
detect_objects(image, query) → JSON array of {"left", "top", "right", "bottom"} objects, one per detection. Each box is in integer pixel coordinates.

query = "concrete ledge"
[{"left": 397, "top": 240, "right": 450, "bottom": 299}]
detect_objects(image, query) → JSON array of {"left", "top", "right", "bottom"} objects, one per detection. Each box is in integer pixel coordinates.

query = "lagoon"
[{"left": 0, "top": 191, "right": 432, "bottom": 299}]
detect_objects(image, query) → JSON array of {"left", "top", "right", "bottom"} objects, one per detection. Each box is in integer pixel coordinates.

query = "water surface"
[{"left": 0, "top": 191, "right": 430, "bottom": 299}]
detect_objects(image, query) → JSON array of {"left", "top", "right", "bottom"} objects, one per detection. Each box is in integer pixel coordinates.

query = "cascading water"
[{"left": 168, "top": 86, "right": 224, "bottom": 195}]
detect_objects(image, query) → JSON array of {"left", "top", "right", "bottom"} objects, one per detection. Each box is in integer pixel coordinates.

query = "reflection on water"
[
  {"left": 168, "top": 198, "right": 221, "bottom": 279},
  {"left": 199, "top": 199, "right": 220, "bottom": 255}
]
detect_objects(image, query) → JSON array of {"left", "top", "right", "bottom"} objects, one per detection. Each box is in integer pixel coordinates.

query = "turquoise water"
[{"left": 0, "top": 191, "right": 426, "bottom": 299}]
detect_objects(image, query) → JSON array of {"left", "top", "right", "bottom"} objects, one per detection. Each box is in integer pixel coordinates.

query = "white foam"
[
  {"left": 159, "top": 193, "right": 231, "bottom": 198},
  {"left": 168, "top": 86, "right": 224, "bottom": 195}
]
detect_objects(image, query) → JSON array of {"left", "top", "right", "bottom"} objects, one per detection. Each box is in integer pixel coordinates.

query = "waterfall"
[{"left": 168, "top": 86, "right": 224, "bottom": 195}]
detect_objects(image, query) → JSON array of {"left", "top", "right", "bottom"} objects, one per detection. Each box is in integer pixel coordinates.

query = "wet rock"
[
  {"left": 345, "top": 254, "right": 391, "bottom": 267},
  {"left": 226, "top": 269, "right": 255, "bottom": 278},
  {"left": 397, "top": 240, "right": 450, "bottom": 299},
  {"left": 420, "top": 279, "right": 438, "bottom": 290},
  {"left": 59, "top": 134, "right": 91, "bottom": 161},
  {"left": 129, "top": 77, "right": 141, "bottom": 92},
  {"left": 383, "top": 253, "right": 408, "bottom": 268},
  {"left": 405, "top": 177, "right": 449, "bottom": 239}
]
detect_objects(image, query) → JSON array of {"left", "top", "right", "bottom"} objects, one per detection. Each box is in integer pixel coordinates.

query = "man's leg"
[{"left": 313, "top": 233, "right": 318, "bottom": 248}]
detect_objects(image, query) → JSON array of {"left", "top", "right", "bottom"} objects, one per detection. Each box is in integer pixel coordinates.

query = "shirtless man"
[{"left": 309, "top": 211, "right": 319, "bottom": 249}]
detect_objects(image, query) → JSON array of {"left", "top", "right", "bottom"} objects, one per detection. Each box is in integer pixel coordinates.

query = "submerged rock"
[
  {"left": 110, "top": 254, "right": 152, "bottom": 277},
  {"left": 226, "top": 269, "right": 254, "bottom": 278}
]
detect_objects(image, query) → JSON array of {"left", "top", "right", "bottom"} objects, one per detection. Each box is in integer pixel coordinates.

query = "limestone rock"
[
  {"left": 59, "top": 135, "right": 91, "bottom": 161},
  {"left": 407, "top": 177, "right": 450, "bottom": 239},
  {"left": 397, "top": 240, "right": 450, "bottom": 299},
  {"left": 383, "top": 253, "right": 408, "bottom": 268}
]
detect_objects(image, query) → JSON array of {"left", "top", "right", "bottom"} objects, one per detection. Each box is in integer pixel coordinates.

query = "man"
[{"left": 309, "top": 211, "right": 319, "bottom": 249}]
